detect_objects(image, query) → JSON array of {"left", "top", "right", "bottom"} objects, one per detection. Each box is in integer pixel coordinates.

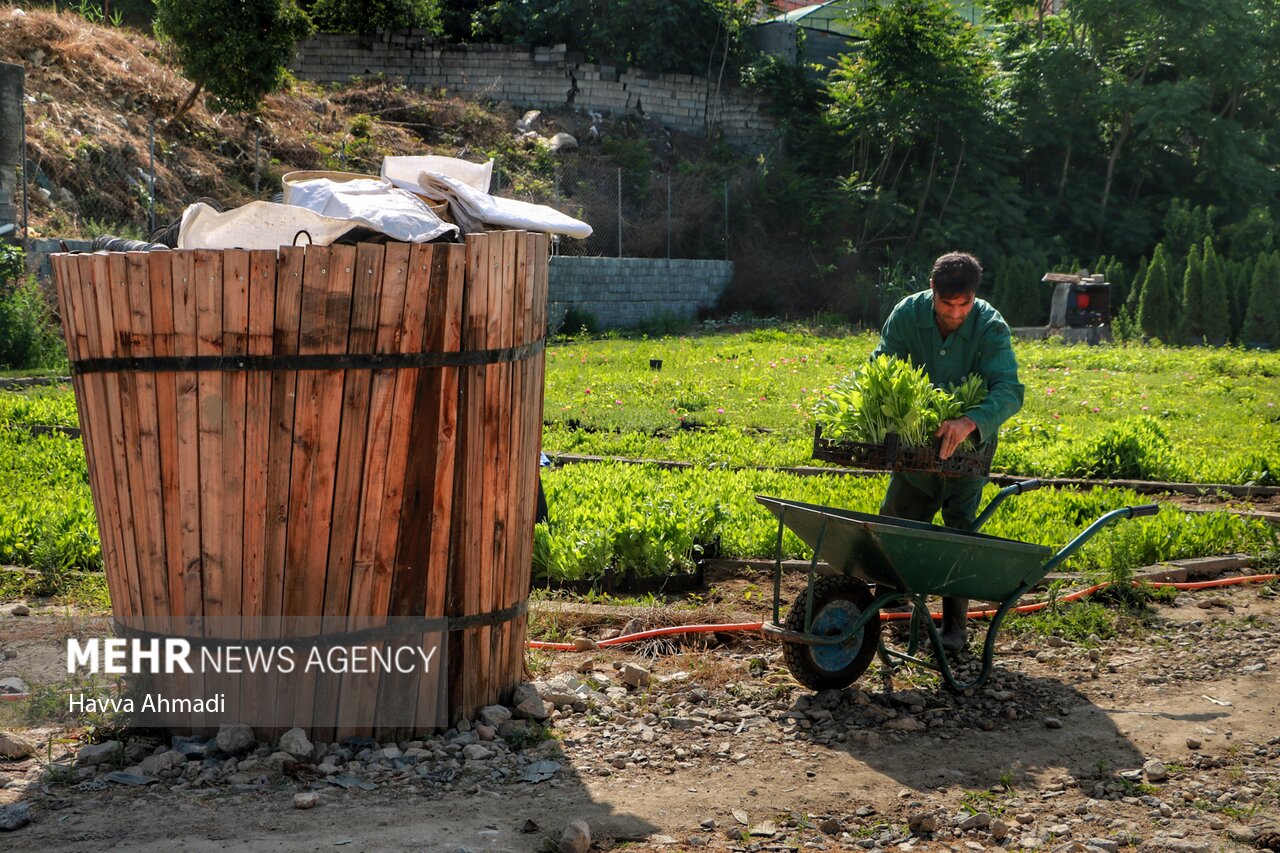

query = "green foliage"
[
  {"left": 1242, "top": 251, "right": 1280, "bottom": 348},
  {"left": 475, "top": 0, "right": 755, "bottom": 76},
  {"left": 1137, "top": 244, "right": 1176, "bottom": 341},
  {"left": 155, "top": 0, "right": 314, "bottom": 114},
  {"left": 1198, "top": 238, "right": 1231, "bottom": 345},
  {"left": 813, "top": 354, "right": 985, "bottom": 447},
  {"left": 0, "top": 278, "right": 67, "bottom": 371},
  {"left": 1063, "top": 417, "right": 1181, "bottom": 481},
  {"left": 309, "top": 0, "right": 441, "bottom": 33},
  {"left": 1177, "top": 242, "right": 1204, "bottom": 344},
  {"left": 0, "top": 429, "right": 100, "bottom": 573},
  {"left": 0, "top": 243, "right": 23, "bottom": 287}
]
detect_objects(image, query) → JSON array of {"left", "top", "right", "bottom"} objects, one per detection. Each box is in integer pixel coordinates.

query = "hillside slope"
[{"left": 4, "top": 7, "right": 730, "bottom": 257}]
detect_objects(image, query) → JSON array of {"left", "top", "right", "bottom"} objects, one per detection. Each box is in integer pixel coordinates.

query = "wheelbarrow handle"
[
  {"left": 971, "top": 479, "right": 1044, "bottom": 532},
  {"left": 1041, "top": 503, "right": 1162, "bottom": 575}
]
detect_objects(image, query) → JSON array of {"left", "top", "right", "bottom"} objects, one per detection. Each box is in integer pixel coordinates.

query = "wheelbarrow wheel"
[{"left": 782, "top": 575, "right": 881, "bottom": 691}]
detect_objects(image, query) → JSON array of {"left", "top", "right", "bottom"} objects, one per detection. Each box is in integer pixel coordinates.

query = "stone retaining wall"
[
  {"left": 548, "top": 257, "right": 732, "bottom": 330},
  {"left": 291, "top": 34, "right": 776, "bottom": 154}
]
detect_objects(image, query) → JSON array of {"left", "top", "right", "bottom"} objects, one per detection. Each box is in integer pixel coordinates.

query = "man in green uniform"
[{"left": 872, "top": 252, "right": 1024, "bottom": 650}]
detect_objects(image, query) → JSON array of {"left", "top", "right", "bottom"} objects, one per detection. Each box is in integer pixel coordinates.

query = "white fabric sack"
[
  {"left": 417, "top": 170, "right": 593, "bottom": 239},
  {"left": 284, "top": 176, "right": 457, "bottom": 243},
  {"left": 382, "top": 155, "right": 493, "bottom": 193},
  {"left": 178, "top": 201, "right": 362, "bottom": 250}
]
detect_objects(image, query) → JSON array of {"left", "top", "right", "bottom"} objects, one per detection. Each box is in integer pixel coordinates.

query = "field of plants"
[{"left": 0, "top": 331, "right": 1277, "bottom": 588}]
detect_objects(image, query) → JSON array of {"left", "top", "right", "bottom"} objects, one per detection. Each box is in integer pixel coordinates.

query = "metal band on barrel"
[
  {"left": 111, "top": 600, "right": 528, "bottom": 650},
  {"left": 72, "top": 338, "right": 546, "bottom": 376}
]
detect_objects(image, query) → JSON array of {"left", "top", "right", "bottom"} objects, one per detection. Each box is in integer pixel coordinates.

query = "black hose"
[{"left": 91, "top": 235, "right": 170, "bottom": 253}]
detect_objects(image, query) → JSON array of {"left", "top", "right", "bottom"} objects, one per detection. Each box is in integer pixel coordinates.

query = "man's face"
[{"left": 931, "top": 284, "right": 975, "bottom": 336}]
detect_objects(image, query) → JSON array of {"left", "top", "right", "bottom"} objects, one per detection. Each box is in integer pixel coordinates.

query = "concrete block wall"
[
  {"left": 0, "top": 62, "right": 23, "bottom": 230},
  {"left": 547, "top": 257, "right": 732, "bottom": 330},
  {"left": 291, "top": 35, "right": 777, "bottom": 154}
]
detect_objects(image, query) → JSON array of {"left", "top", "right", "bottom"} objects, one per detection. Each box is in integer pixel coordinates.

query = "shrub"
[
  {"left": 0, "top": 278, "right": 67, "bottom": 370},
  {"left": 1242, "top": 251, "right": 1280, "bottom": 348},
  {"left": 1137, "top": 244, "right": 1176, "bottom": 341},
  {"left": 1063, "top": 416, "right": 1182, "bottom": 482}
]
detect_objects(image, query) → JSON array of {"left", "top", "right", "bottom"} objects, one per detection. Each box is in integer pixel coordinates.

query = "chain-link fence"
[{"left": 15, "top": 113, "right": 729, "bottom": 260}]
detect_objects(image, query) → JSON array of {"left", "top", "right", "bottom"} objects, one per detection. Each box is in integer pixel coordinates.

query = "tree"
[
  {"left": 1137, "top": 243, "right": 1175, "bottom": 341},
  {"left": 156, "top": 0, "right": 314, "bottom": 119},
  {"left": 1200, "top": 238, "right": 1230, "bottom": 344},
  {"left": 1241, "top": 251, "right": 1280, "bottom": 347},
  {"left": 309, "top": 0, "right": 441, "bottom": 34},
  {"left": 1177, "top": 242, "right": 1204, "bottom": 344}
]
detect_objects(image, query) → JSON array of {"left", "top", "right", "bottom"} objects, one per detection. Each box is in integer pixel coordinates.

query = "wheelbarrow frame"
[{"left": 757, "top": 481, "right": 1159, "bottom": 691}]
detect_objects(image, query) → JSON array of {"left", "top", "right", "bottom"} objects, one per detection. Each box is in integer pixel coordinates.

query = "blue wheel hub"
[{"left": 810, "top": 600, "right": 864, "bottom": 672}]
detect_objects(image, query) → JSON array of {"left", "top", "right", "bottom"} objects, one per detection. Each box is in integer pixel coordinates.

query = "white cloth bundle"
[
  {"left": 178, "top": 201, "right": 363, "bottom": 250},
  {"left": 416, "top": 169, "right": 593, "bottom": 239},
  {"left": 283, "top": 175, "right": 457, "bottom": 243}
]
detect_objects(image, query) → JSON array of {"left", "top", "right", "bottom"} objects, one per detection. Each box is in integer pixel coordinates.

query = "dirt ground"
[{"left": 1, "top": 577, "right": 1278, "bottom": 853}]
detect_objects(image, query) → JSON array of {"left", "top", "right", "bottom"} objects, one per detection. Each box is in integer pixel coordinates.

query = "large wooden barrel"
[{"left": 50, "top": 232, "right": 548, "bottom": 739}]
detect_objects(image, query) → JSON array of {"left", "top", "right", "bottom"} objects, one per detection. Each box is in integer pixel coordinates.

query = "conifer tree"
[
  {"left": 1138, "top": 244, "right": 1175, "bottom": 341},
  {"left": 1242, "top": 251, "right": 1280, "bottom": 348},
  {"left": 1177, "top": 243, "right": 1203, "bottom": 343},
  {"left": 1200, "top": 238, "right": 1230, "bottom": 344}
]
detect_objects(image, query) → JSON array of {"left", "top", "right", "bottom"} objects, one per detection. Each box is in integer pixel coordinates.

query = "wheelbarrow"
[{"left": 755, "top": 480, "right": 1159, "bottom": 692}]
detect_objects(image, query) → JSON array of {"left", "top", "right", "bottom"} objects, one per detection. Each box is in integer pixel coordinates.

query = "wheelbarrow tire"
[{"left": 782, "top": 575, "right": 881, "bottom": 691}]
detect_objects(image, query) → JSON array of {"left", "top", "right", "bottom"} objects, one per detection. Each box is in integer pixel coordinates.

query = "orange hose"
[{"left": 527, "top": 573, "right": 1278, "bottom": 650}]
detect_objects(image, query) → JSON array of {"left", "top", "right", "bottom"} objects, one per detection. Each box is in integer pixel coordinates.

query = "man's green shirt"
[{"left": 870, "top": 290, "right": 1024, "bottom": 444}]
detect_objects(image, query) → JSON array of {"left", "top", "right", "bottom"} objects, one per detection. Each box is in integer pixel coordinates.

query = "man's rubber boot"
[{"left": 939, "top": 597, "right": 969, "bottom": 652}]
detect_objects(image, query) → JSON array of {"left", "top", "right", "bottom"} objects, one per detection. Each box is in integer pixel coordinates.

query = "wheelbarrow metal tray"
[
  {"left": 813, "top": 425, "right": 996, "bottom": 478},
  {"left": 756, "top": 496, "right": 1054, "bottom": 603}
]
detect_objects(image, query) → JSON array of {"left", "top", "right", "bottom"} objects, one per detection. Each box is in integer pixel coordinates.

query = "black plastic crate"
[{"left": 813, "top": 424, "right": 995, "bottom": 478}]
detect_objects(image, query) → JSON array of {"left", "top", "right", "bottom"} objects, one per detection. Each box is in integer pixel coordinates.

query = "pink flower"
[
  {"left": 1141, "top": 405, "right": 1150, "bottom": 411},
  {"left": 1046, "top": 388, "right": 1055, "bottom": 396},
  {"left": 1091, "top": 407, "right": 1101, "bottom": 413},
  {"left": 716, "top": 407, "right": 725, "bottom": 414},
  {"left": 614, "top": 400, "right": 623, "bottom": 406},
  {"left": 584, "top": 388, "right": 591, "bottom": 395},
  {"left": 1052, "top": 413, "right": 1061, "bottom": 419}
]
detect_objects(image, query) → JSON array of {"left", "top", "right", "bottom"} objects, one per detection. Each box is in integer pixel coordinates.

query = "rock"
[
  {"left": 572, "top": 637, "right": 598, "bottom": 651},
  {"left": 619, "top": 663, "right": 651, "bottom": 688},
  {"left": 0, "top": 802, "right": 31, "bottom": 831},
  {"left": 11, "top": 604, "right": 30, "bottom": 617},
  {"left": 498, "top": 720, "right": 535, "bottom": 741},
  {"left": 0, "top": 677, "right": 29, "bottom": 695},
  {"left": 990, "top": 818, "right": 1011, "bottom": 840},
  {"left": 104, "top": 771, "right": 157, "bottom": 785},
  {"left": 0, "top": 731, "right": 37, "bottom": 759},
  {"left": 215, "top": 724, "right": 256, "bottom": 754},
  {"left": 549, "top": 132, "right": 579, "bottom": 153},
  {"left": 294, "top": 792, "right": 321, "bottom": 810},
  {"left": 462, "top": 744, "right": 493, "bottom": 761},
  {"left": 819, "top": 817, "right": 843, "bottom": 835},
  {"left": 516, "top": 110, "right": 541, "bottom": 132},
  {"left": 884, "top": 716, "right": 925, "bottom": 732},
  {"left": 559, "top": 819, "right": 591, "bottom": 853},
  {"left": 1045, "top": 717, "right": 1064, "bottom": 729},
  {"left": 1185, "top": 737, "right": 1201, "bottom": 750},
  {"left": 138, "top": 750, "right": 186, "bottom": 776},
  {"left": 958, "top": 812, "right": 991, "bottom": 830},
  {"left": 516, "top": 697, "right": 552, "bottom": 720},
  {"left": 76, "top": 740, "right": 122, "bottom": 766},
  {"left": 475, "top": 724, "right": 496, "bottom": 742},
  {"left": 1047, "top": 823, "right": 1071, "bottom": 836},
  {"left": 479, "top": 705, "right": 512, "bottom": 728},
  {"left": 909, "top": 812, "right": 940, "bottom": 834},
  {"left": 278, "top": 727, "right": 313, "bottom": 759},
  {"left": 1142, "top": 759, "right": 1168, "bottom": 782},
  {"left": 1085, "top": 839, "right": 1118, "bottom": 853}
]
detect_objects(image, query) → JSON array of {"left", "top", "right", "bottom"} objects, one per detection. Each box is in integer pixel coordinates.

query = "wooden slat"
[
  {"left": 502, "top": 233, "right": 533, "bottom": 691},
  {"left": 194, "top": 248, "right": 226, "bottom": 635},
  {"left": 377, "top": 243, "right": 439, "bottom": 739},
  {"left": 125, "top": 252, "right": 170, "bottom": 620},
  {"left": 170, "top": 251, "right": 205, "bottom": 639},
  {"left": 312, "top": 243, "right": 380, "bottom": 741},
  {"left": 217, "top": 249, "right": 250, "bottom": 727},
  {"left": 147, "top": 252, "right": 182, "bottom": 632},
  {"left": 340, "top": 242, "right": 406, "bottom": 738},
  {"left": 241, "top": 249, "right": 277, "bottom": 727},
  {"left": 260, "top": 246, "right": 305, "bottom": 739},
  {"left": 414, "top": 242, "right": 465, "bottom": 731},
  {"left": 90, "top": 252, "right": 144, "bottom": 623},
  {"left": 54, "top": 256, "right": 126, "bottom": 625}
]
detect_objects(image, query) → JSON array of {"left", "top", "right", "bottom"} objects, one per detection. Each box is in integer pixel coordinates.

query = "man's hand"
[{"left": 935, "top": 416, "right": 978, "bottom": 460}]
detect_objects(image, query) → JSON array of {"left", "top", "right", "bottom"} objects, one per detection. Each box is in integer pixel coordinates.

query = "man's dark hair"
[{"left": 931, "top": 252, "right": 983, "bottom": 298}]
